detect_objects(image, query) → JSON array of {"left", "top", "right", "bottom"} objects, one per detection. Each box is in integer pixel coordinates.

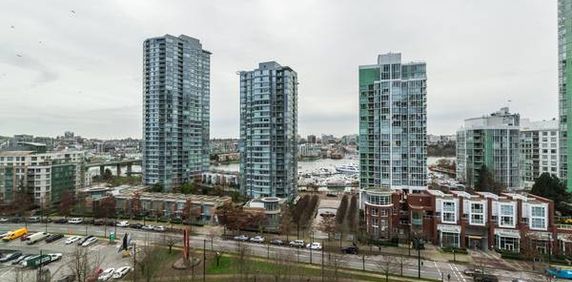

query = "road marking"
[
  {"left": 448, "top": 263, "right": 466, "bottom": 282},
  {"left": 434, "top": 261, "right": 442, "bottom": 279}
]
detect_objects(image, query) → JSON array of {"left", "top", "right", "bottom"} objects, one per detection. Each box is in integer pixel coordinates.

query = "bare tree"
[
  {"left": 235, "top": 241, "right": 252, "bottom": 281},
  {"left": 163, "top": 234, "right": 178, "bottom": 254},
  {"left": 395, "top": 255, "right": 411, "bottom": 277},
  {"left": 68, "top": 246, "right": 104, "bottom": 282},
  {"left": 279, "top": 205, "right": 294, "bottom": 241},
  {"left": 325, "top": 253, "right": 346, "bottom": 281},
  {"left": 59, "top": 190, "right": 75, "bottom": 218},
  {"left": 272, "top": 249, "right": 296, "bottom": 281},
  {"left": 319, "top": 214, "right": 337, "bottom": 241},
  {"left": 207, "top": 228, "right": 219, "bottom": 251},
  {"left": 136, "top": 242, "right": 167, "bottom": 282},
  {"left": 375, "top": 254, "right": 398, "bottom": 282}
]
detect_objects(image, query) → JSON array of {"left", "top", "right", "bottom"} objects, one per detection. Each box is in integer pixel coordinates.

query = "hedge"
[{"left": 441, "top": 247, "right": 468, "bottom": 254}]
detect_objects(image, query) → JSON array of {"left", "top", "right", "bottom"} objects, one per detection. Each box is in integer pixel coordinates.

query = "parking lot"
[{"left": 0, "top": 227, "right": 134, "bottom": 281}]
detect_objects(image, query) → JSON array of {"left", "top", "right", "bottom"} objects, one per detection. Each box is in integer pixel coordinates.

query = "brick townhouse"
[{"left": 363, "top": 188, "right": 569, "bottom": 256}]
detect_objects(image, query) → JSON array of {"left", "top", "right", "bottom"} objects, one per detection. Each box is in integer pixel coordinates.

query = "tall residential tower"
[
  {"left": 239, "top": 62, "right": 298, "bottom": 199},
  {"left": 559, "top": 0, "right": 572, "bottom": 189},
  {"left": 142, "top": 35, "right": 211, "bottom": 192},
  {"left": 358, "top": 53, "right": 427, "bottom": 193},
  {"left": 456, "top": 107, "right": 521, "bottom": 189}
]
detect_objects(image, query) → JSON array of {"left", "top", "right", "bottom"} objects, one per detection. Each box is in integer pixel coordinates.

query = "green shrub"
[{"left": 441, "top": 247, "right": 468, "bottom": 254}]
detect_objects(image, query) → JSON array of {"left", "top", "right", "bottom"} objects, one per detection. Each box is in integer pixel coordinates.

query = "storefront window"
[
  {"left": 441, "top": 232, "right": 459, "bottom": 248},
  {"left": 497, "top": 236, "right": 520, "bottom": 252}
]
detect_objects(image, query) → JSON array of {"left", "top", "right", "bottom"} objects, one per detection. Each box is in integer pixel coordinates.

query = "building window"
[
  {"left": 442, "top": 201, "right": 456, "bottom": 224},
  {"left": 497, "top": 236, "right": 520, "bottom": 252},
  {"left": 470, "top": 202, "right": 485, "bottom": 225},
  {"left": 441, "top": 232, "right": 460, "bottom": 248},
  {"left": 499, "top": 204, "right": 515, "bottom": 228},
  {"left": 412, "top": 212, "right": 422, "bottom": 226},
  {"left": 530, "top": 205, "right": 547, "bottom": 230},
  {"left": 368, "top": 194, "right": 391, "bottom": 206}
]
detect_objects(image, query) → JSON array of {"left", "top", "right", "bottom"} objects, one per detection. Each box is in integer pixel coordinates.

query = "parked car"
[
  {"left": 45, "top": 234, "right": 64, "bottom": 243},
  {"left": 116, "top": 221, "right": 129, "bottom": 227},
  {"left": 78, "top": 235, "right": 94, "bottom": 245},
  {"left": 233, "top": 235, "right": 249, "bottom": 241},
  {"left": 27, "top": 216, "right": 41, "bottom": 223},
  {"left": 270, "top": 239, "right": 284, "bottom": 246},
  {"left": 82, "top": 236, "right": 98, "bottom": 247},
  {"left": 306, "top": 242, "right": 322, "bottom": 250},
  {"left": 473, "top": 273, "right": 498, "bottom": 282},
  {"left": 68, "top": 218, "right": 83, "bottom": 224},
  {"left": 112, "top": 266, "right": 132, "bottom": 279},
  {"left": 65, "top": 236, "right": 82, "bottom": 245},
  {"left": 40, "top": 217, "right": 52, "bottom": 223},
  {"left": 56, "top": 274, "right": 76, "bottom": 282},
  {"left": 93, "top": 219, "right": 105, "bottom": 226},
  {"left": 10, "top": 217, "right": 22, "bottom": 223},
  {"left": 98, "top": 267, "right": 115, "bottom": 281},
  {"left": 0, "top": 252, "right": 22, "bottom": 263},
  {"left": 341, "top": 245, "right": 359, "bottom": 254},
  {"left": 142, "top": 224, "right": 155, "bottom": 231},
  {"left": 289, "top": 240, "right": 305, "bottom": 248},
  {"left": 464, "top": 268, "right": 485, "bottom": 277},
  {"left": 153, "top": 225, "right": 165, "bottom": 232},
  {"left": 12, "top": 254, "right": 33, "bottom": 265},
  {"left": 47, "top": 253, "right": 63, "bottom": 262},
  {"left": 129, "top": 223, "right": 143, "bottom": 229},
  {"left": 250, "top": 236, "right": 265, "bottom": 243},
  {"left": 54, "top": 218, "right": 68, "bottom": 224},
  {"left": 0, "top": 217, "right": 9, "bottom": 222},
  {"left": 20, "top": 233, "right": 33, "bottom": 241}
]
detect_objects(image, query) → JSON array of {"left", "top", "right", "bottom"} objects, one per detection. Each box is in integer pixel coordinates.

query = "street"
[{"left": 0, "top": 223, "right": 547, "bottom": 281}]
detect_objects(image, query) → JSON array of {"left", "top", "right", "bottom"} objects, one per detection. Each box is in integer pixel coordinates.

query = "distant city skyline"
[{"left": 0, "top": 0, "right": 558, "bottom": 139}]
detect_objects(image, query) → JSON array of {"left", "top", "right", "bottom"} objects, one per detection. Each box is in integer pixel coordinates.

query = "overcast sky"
[{"left": 0, "top": 0, "right": 558, "bottom": 139}]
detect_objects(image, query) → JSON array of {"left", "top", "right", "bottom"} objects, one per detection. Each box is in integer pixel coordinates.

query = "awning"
[
  {"left": 467, "top": 235, "right": 483, "bottom": 240},
  {"left": 495, "top": 229, "right": 521, "bottom": 239}
]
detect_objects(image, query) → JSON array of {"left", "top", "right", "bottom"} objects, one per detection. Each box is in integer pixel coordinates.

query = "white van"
[
  {"left": 67, "top": 218, "right": 83, "bottom": 224},
  {"left": 27, "top": 232, "right": 50, "bottom": 245}
]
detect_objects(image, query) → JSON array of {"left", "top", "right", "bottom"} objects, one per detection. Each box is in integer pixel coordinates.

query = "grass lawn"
[{"left": 206, "top": 254, "right": 433, "bottom": 281}]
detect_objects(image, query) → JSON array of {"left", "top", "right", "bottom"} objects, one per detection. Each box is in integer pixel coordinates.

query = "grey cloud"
[{"left": 0, "top": 0, "right": 559, "bottom": 139}]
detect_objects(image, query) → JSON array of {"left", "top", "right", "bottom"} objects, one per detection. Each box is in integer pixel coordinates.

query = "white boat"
[{"left": 335, "top": 164, "right": 359, "bottom": 174}]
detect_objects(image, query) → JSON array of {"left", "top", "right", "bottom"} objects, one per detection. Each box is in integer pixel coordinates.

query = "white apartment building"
[
  {"left": 520, "top": 119, "right": 560, "bottom": 188},
  {"left": 0, "top": 150, "right": 85, "bottom": 206}
]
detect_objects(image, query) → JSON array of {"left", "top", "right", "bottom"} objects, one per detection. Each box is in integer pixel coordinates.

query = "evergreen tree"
[
  {"left": 151, "top": 182, "right": 164, "bottom": 192},
  {"left": 475, "top": 165, "right": 504, "bottom": 194},
  {"left": 531, "top": 173, "right": 571, "bottom": 214}
]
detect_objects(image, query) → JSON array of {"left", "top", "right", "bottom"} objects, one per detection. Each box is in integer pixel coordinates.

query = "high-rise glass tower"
[
  {"left": 239, "top": 62, "right": 298, "bottom": 199},
  {"left": 456, "top": 107, "right": 521, "bottom": 189},
  {"left": 142, "top": 35, "right": 210, "bottom": 192},
  {"left": 358, "top": 53, "right": 427, "bottom": 192},
  {"left": 559, "top": 0, "right": 572, "bottom": 190}
]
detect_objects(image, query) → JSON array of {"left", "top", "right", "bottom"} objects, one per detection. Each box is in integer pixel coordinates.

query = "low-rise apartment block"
[
  {"left": 0, "top": 150, "right": 85, "bottom": 207},
  {"left": 364, "top": 189, "right": 567, "bottom": 256}
]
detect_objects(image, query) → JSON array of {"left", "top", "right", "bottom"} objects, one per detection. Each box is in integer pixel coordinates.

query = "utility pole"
[
  {"left": 203, "top": 239, "right": 206, "bottom": 282},
  {"left": 321, "top": 240, "right": 324, "bottom": 282},
  {"left": 417, "top": 245, "right": 421, "bottom": 279},
  {"left": 133, "top": 242, "right": 137, "bottom": 282}
]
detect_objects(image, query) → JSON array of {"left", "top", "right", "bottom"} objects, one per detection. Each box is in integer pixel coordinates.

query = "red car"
[
  {"left": 86, "top": 267, "right": 103, "bottom": 282},
  {"left": 20, "top": 233, "right": 32, "bottom": 241}
]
